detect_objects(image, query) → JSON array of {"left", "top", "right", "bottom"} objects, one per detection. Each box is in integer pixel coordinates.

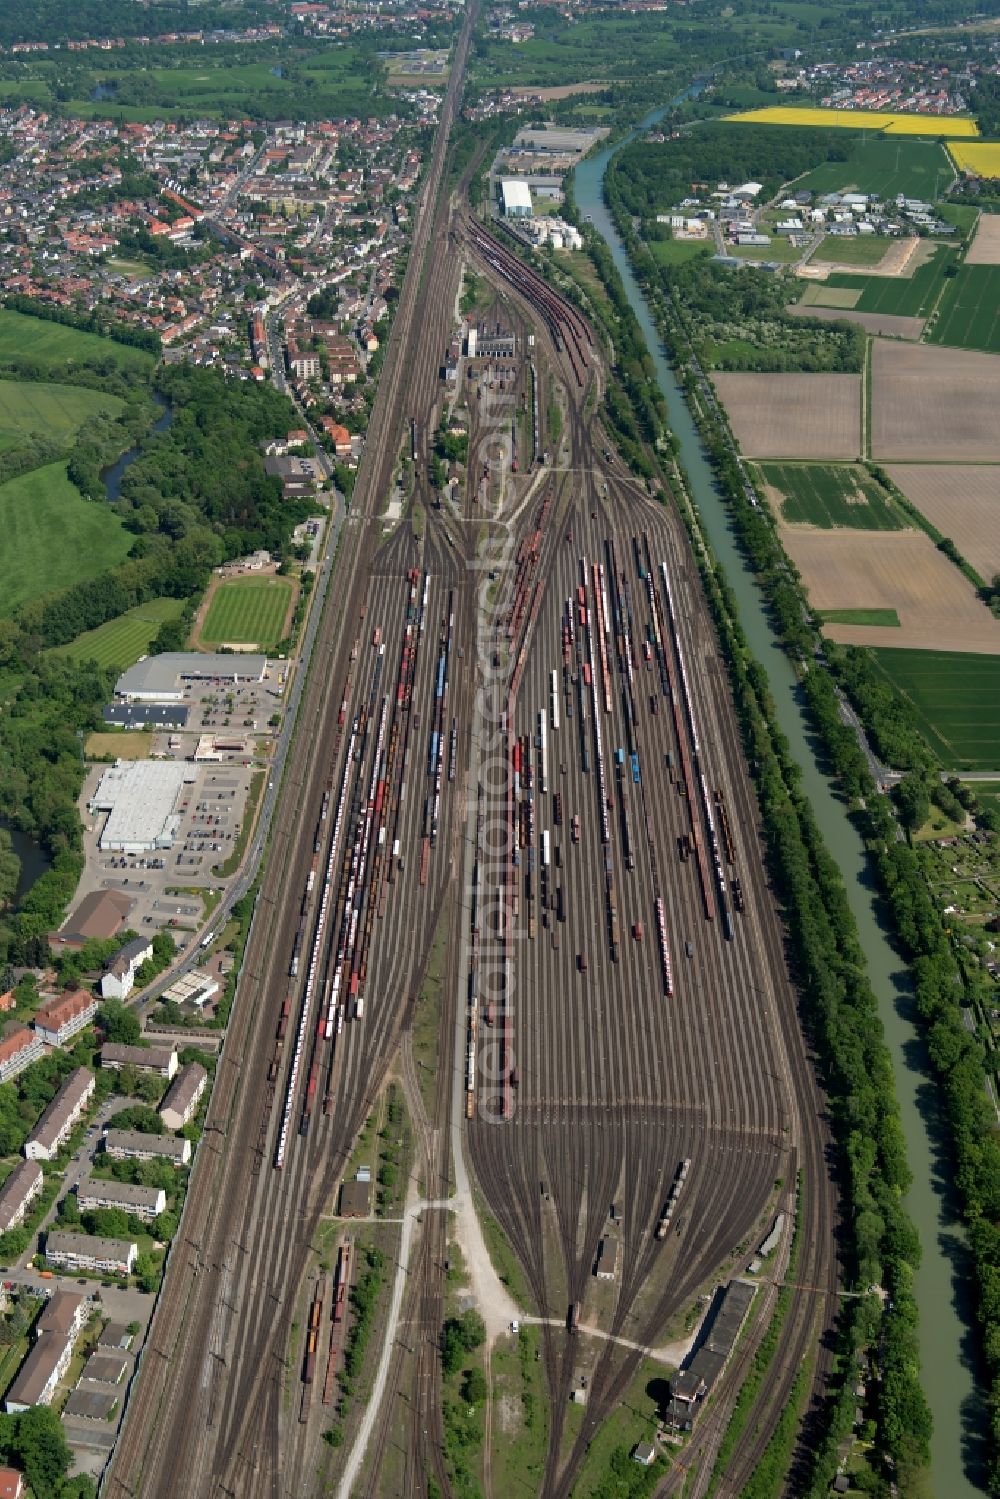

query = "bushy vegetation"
[{"left": 341, "top": 1245, "right": 385, "bottom": 1385}]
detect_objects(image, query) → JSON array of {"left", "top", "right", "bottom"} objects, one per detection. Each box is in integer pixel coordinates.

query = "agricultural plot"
[
  {"left": 713, "top": 373, "right": 861, "bottom": 459},
  {"left": 927, "top": 265, "right": 1000, "bottom": 353},
  {"left": 884, "top": 465, "right": 1000, "bottom": 582},
  {"left": 724, "top": 105, "right": 979, "bottom": 136},
  {"left": 0, "top": 309, "right": 154, "bottom": 375},
  {"left": 198, "top": 576, "right": 294, "bottom": 649},
  {"left": 758, "top": 462, "right": 907, "bottom": 530},
  {"left": 0, "top": 461, "right": 132, "bottom": 616},
  {"left": 792, "top": 136, "right": 955, "bottom": 201},
  {"left": 870, "top": 649, "right": 1000, "bottom": 768},
  {"left": 51, "top": 597, "right": 186, "bottom": 672},
  {"left": 818, "top": 607, "right": 900, "bottom": 626},
  {"left": 816, "top": 244, "right": 958, "bottom": 318},
  {"left": 811, "top": 236, "right": 896, "bottom": 267},
  {"left": 948, "top": 142, "right": 1000, "bottom": 178},
  {"left": 965, "top": 213, "right": 1000, "bottom": 265},
  {"left": 870, "top": 339, "right": 1000, "bottom": 462},
  {"left": 787, "top": 303, "right": 924, "bottom": 339},
  {"left": 0, "top": 378, "right": 123, "bottom": 450},
  {"left": 780, "top": 528, "right": 1000, "bottom": 654}
]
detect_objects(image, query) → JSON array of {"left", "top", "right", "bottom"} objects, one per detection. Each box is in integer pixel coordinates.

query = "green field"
[
  {"left": 758, "top": 462, "right": 907, "bottom": 530},
  {"left": 648, "top": 237, "right": 712, "bottom": 266},
  {"left": 0, "top": 378, "right": 123, "bottom": 450},
  {"left": 816, "top": 243, "right": 958, "bottom": 318},
  {"left": 811, "top": 235, "right": 895, "bottom": 266},
  {"left": 871, "top": 648, "right": 1000, "bottom": 768},
  {"left": 51, "top": 596, "right": 186, "bottom": 671},
  {"left": 792, "top": 136, "right": 954, "bottom": 201},
  {"left": 819, "top": 607, "right": 901, "bottom": 626},
  {"left": 927, "top": 265, "right": 1000, "bottom": 352},
  {"left": 199, "top": 576, "right": 294, "bottom": 648},
  {"left": 0, "top": 309, "right": 154, "bottom": 375},
  {"left": 0, "top": 461, "right": 132, "bottom": 616}
]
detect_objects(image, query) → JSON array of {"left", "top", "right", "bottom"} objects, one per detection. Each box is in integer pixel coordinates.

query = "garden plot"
[
  {"left": 884, "top": 465, "right": 1000, "bottom": 582},
  {"left": 870, "top": 340, "right": 1000, "bottom": 462},
  {"left": 712, "top": 373, "right": 861, "bottom": 459}
]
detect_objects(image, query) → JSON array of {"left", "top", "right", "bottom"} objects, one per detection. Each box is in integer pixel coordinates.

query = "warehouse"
[
  {"left": 500, "top": 179, "right": 533, "bottom": 219},
  {"left": 89, "top": 761, "right": 192, "bottom": 853},
  {"left": 666, "top": 1280, "right": 756, "bottom": 1430},
  {"left": 24, "top": 1067, "right": 95, "bottom": 1161},
  {"left": 114, "top": 652, "right": 268, "bottom": 704}
]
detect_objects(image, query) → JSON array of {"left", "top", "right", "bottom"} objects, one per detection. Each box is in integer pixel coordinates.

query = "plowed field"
[
  {"left": 712, "top": 373, "right": 861, "bottom": 459},
  {"left": 885, "top": 464, "right": 1000, "bottom": 581},
  {"left": 870, "top": 340, "right": 1000, "bottom": 462}
]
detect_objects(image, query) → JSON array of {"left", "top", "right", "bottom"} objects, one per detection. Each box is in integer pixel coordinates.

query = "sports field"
[
  {"left": 927, "top": 265, "right": 1000, "bottom": 352},
  {"left": 0, "top": 378, "right": 123, "bottom": 450},
  {"left": 793, "top": 137, "right": 954, "bottom": 201},
  {"left": 820, "top": 244, "right": 958, "bottom": 318},
  {"left": 949, "top": 141, "right": 1000, "bottom": 177},
  {"left": 0, "top": 461, "right": 132, "bottom": 616},
  {"left": 51, "top": 597, "right": 186, "bottom": 671},
  {"left": 759, "top": 462, "right": 906, "bottom": 530},
  {"left": 725, "top": 105, "right": 979, "bottom": 136},
  {"left": 199, "top": 576, "right": 294, "bottom": 649},
  {"left": 0, "top": 309, "right": 154, "bottom": 375},
  {"left": 870, "top": 648, "right": 1000, "bottom": 768}
]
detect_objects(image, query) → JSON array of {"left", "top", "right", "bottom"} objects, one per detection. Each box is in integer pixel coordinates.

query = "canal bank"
[{"left": 574, "top": 111, "right": 986, "bottom": 1497}]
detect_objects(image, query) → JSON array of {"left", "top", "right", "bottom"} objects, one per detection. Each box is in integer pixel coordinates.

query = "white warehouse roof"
[
  {"left": 115, "top": 652, "right": 267, "bottom": 703},
  {"left": 501, "top": 179, "right": 533, "bottom": 214},
  {"left": 90, "top": 760, "right": 193, "bottom": 852}
]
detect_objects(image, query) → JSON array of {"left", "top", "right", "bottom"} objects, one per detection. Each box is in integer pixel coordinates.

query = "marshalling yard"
[{"left": 104, "top": 8, "right": 838, "bottom": 1496}]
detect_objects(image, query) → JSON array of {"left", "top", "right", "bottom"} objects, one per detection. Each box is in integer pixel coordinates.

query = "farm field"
[
  {"left": 870, "top": 339, "right": 1000, "bottom": 462},
  {"left": 0, "top": 309, "right": 154, "bottom": 375},
  {"left": 648, "top": 238, "right": 712, "bottom": 267},
  {"left": 813, "top": 243, "right": 958, "bottom": 318},
  {"left": 712, "top": 372, "right": 861, "bottom": 459},
  {"left": 758, "top": 461, "right": 907, "bottom": 529},
  {"left": 927, "top": 265, "right": 1000, "bottom": 352},
  {"left": 818, "top": 607, "right": 900, "bottom": 626},
  {"left": 965, "top": 213, "right": 1000, "bottom": 264},
  {"left": 50, "top": 597, "right": 186, "bottom": 672},
  {"left": 791, "top": 136, "right": 954, "bottom": 201},
  {"left": 780, "top": 528, "right": 1000, "bottom": 653},
  {"left": 948, "top": 141, "right": 1000, "bottom": 177},
  {"left": 198, "top": 575, "right": 294, "bottom": 649},
  {"left": 724, "top": 105, "right": 979, "bottom": 135},
  {"left": 870, "top": 648, "right": 1000, "bottom": 768},
  {"left": 0, "top": 461, "right": 132, "bottom": 616},
  {"left": 884, "top": 465, "right": 1000, "bottom": 582},
  {"left": 787, "top": 303, "right": 924, "bottom": 339},
  {"left": 0, "top": 378, "right": 123, "bottom": 450},
  {"left": 811, "top": 235, "right": 896, "bottom": 267}
]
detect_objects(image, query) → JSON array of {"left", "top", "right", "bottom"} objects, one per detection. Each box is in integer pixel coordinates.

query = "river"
[
  {"left": 102, "top": 394, "right": 173, "bottom": 504},
  {"left": 574, "top": 108, "right": 986, "bottom": 1496}
]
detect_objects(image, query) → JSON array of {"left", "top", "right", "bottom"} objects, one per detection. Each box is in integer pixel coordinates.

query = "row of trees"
[{"left": 3, "top": 294, "right": 160, "bottom": 355}]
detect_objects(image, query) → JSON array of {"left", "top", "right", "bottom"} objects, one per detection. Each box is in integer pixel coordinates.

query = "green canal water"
[{"left": 574, "top": 112, "right": 987, "bottom": 1497}]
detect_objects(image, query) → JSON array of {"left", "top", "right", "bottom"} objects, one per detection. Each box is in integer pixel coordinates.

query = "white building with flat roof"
[
  {"left": 89, "top": 761, "right": 192, "bottom": 853},
  {"left": 114, "top": 652, "right": 267, "bottom": 703},
  {"left": 500, "top": 179, "right": 532, "bottom": 218}
]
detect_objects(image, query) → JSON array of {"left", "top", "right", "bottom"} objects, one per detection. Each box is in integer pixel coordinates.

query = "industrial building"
[
  {"left": 101, "top": 1043, "right": 178, "bottom": 1079},
  {"left": 24, "top": 1067, "right": 95, "bottom": 1161},
  {"left": 0, "top": 1160, "right": 43, "bottom": 1233},
  {"left": 114, "top": 652, "right": 267, "bottom": 703},
  {"left": 56, "top": 889, "right": 133, "bottom": 947},
  {"left": 89, "top": 760, "right": 192, "bottom": 854},
  {"left": 160, "top": 972, "right": 219, "bottom": 1011},
  {"left": 159, "top": 1062, "right": 208, "bottom": 1130},
  {"left": 666, "top": 1280, "right": 757, "bottom": 1430},
  {"left": 102, "top": 1129, "right": 191, "bottom": 1165},
  {"left": 32, "top": 988, "right": 98, "bottom": 1047},
  {"left": 44, "top": 1231, "right": 138, "bottom": 1276},
  {"left": 102, "top": 702, "right": 191, "bottom": 731},
  {"left": 77, "top": 1176, "right": 166, "bottom": 1223},
  {"left": 500, "top": 179, "right": 532, "bottom": 218}
]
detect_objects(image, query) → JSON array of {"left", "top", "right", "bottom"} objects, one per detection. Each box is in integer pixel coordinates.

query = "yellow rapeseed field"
[
  {"left": 724, "top": 105, "right": 980, "bottom": 137},
  {"left": 948, "top": 141, "right": 1000, "bottom": 177}
]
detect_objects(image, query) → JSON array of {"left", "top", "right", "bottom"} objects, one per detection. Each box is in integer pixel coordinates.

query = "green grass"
[
  {"left": 569, "top": 1357, "right": 669, "bottom": 1498},
  {"left": 0, "top": 378, "right": 124, "bottom": 450},
  {"left": 50, "top": 596, "right": 185, "bottom": 671},
  {"left": 648, "top": 237, "right": 713, "bottom": 266},
  {"left": 0, "top": 461, "right": 132, "bottom": 616},
  {"left": 967, "top": 780, "right": 1000, "bottom": 814},
  {"left": 819, "top": 243, "right": 958, "bottom": 317},
  {"left": 792, "top": 136, "right": 954, "bottom": 201},
  {"left": 199, "top": 576, "right": 293, "bottom": 648},
  {"left": 927, "top": 264, "right": 1000, "bottom": 352},
  {"left": 870, "top": 648, "right": 1000, "bottom": 769},
  {"left": 811, "top": 235, "right": 895, "bottom": 266},
  {"left": 0, "top": 309, "right": 154, "bottom": 375},
  {"left": 819, "top": 607, "right": 901, "bottom": 627},
  {"left": 758, "top": 462, "right": 906, "bottom": 530},
  {"left": 489, "top": 1327, "right": 549, "bottom": 1496}
]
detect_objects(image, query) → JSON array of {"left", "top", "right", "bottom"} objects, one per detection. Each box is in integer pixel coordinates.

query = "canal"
[{"left": 574, "top": 112, "right": 985, "bottom": 1496}]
